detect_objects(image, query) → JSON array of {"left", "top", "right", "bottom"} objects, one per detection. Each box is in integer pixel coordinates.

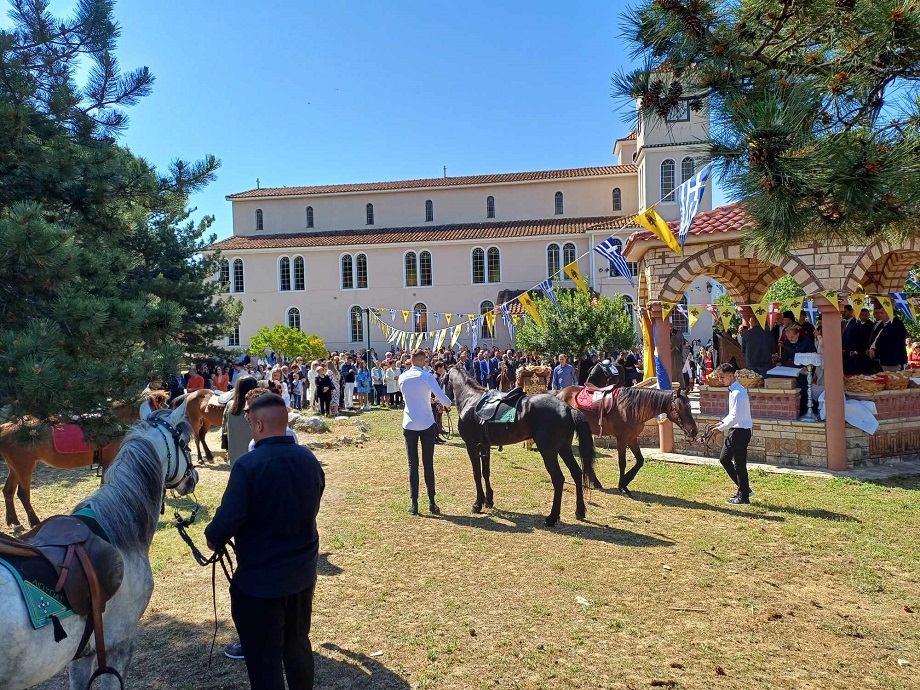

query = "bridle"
[
  {"left": 666, "top": 393, "right": 696, "bottom": 439},
  {"left": 147, "top": 416, "right": 194, "bottom": 490}
]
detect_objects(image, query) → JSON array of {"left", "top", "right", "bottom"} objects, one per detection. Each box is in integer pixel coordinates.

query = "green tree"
[
  {"left": 613, "top": 0, "right": 920, "bottom": 258},
  {"left": 0, "top": 1, "right": 235, "bottom": 440},
  {"left": 515, "top": 290, "right": 636, "bottom": 362},
  {"left": 763, "top": 275, "right": 806, "bottom": 305},
  {"left": 713, "top": 292, "right": 742, "bottom": 334},
  {"left": 249, "top": 326, "right": 327, "bottom": 362}
]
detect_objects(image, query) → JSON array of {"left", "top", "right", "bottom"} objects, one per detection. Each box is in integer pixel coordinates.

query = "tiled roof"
[
  {"left": 623, "top": 202, "right": 747, "bottom": 257},
  {"left": 226, "top": 166, "right": 638, "bottom": 199},
  {"left": 616, "top": 130, "right": 637, "bottom": 143},
  {"left": 209, "top": 216, "right": 622, "bottom": 251}
]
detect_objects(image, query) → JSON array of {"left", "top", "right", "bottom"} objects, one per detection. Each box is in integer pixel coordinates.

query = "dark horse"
[
  {"left": 557, "top": 385, "right": 697, "bottom": 496},
  {"left": 441, "top": 367, "right": 596, "bottom": 526}
]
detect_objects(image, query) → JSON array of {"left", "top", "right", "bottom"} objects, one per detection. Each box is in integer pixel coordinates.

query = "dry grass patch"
[{"left": 8, "top": 408, "right": 918, "bottom": 689}]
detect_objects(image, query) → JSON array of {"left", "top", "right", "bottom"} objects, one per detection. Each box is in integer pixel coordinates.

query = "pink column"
[
  {"left": 818, "top": 298, "right": 847, "bottom": 470},
  {"left": 652, "top": 306, "right": 674, "bottom": 453}
]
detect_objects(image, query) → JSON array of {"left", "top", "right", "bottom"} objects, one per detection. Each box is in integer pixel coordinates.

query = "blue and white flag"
[
  {"left": 499, "top": 302, "right": 514, "bottom": 342},
  {"left": 803, "top": 300, "right": 819, "bottom": 325},
  {"left": 909, "top": 271, "right": 920, "bottom": 290},
  {"left": 389, "top": 309, "right": 396, "bottom": 322},
  {"left": 652, "top": 320, "right": 671, "bottom": 396},
  {"left": 470, "top": 315, "right": 481, "bottom": 350},
  {"left": 433, "top": 312, "right": 440, "bottom": 324},
  {"left": 890, "top": 292, "right": 914, "bottom": 321},
  {"left": 593, "top": 237, "right": 635, "bottom": 287},
  {"left": 538, "top": 279, "right": 563, "bottom": 316},
  {"left": 676, "top": 163, "right": 710, "bottom": 248}
]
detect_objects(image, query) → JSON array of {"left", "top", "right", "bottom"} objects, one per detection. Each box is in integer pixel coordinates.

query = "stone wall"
[
  {"left": 699, "top": 385, "right": 800, "bottom": 420},
  {"left": 845, "top": 389, "right": 920, "bottom": 420}
]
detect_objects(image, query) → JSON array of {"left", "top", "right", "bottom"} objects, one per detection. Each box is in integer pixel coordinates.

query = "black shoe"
[
  {"left": 733, "top": 488, "right": 754, "bottom": 499},
  {"left": 433, "top": 438, "right": 444, "bottom": 445},
  {"left": 429, "top": 503, "right": 441, "bottom": 515},
  {"left": 224, "top": 641, "right": 244, "bottom": 659},
  {"left": 727, "top": 495, "right": 750, "bottom": 505},
  {"left": 408, "top": 504, "right": 418, "bottom": 515}
]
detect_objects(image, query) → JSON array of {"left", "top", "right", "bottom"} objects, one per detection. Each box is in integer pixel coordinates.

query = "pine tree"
[
  {"left": 613, "top": 0, "right": 920, "bottom": 258},
  {"left": 0, "top": 0, "right": 237, "bottom": 441}
]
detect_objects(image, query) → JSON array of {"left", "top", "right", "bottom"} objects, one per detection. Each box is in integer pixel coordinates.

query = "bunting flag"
[
  {"left": 890, "top": 292, "right": 913, "bottom": 321},
  {"left": 909, "top": 275, "right": 920, "bottom": 291},
  {"left": 518, "top": 292, "right": 543, "bottom": 326},
  {"left": 467, "top": 314, "right": 476, "bottom": 322},
  {"left": 389, "top": 309, "right": 396, "bottom": 322},
  {"left": 450, "top": 324, "right": 462, "bottom": 348},
  {"left": 435, "top": 329, "right": 447, "bottom": 350},
  {"left": 752, "top": 301, "right": 770, "bottom": 329},
  {"left": 782, "top": 297, "right": 804, "bottom": 315},
  {"left": 676, "top": 163, "right": 710, "bottom": 248},
  {"left": 803, "top": 300, "right": 819, "bottom": 325},
  {"left": 876, "top": 295, "right": 895, "bottom": 321},
  {"left": 719, "top": 306, "right": 736, "bottom": 331},
  {"left": 484, "top": 310, "right": 496, "bottom": 335},
  {"left": 470, "top": 315, "right": 480, "bottom": 350},
  {"left": 660, "top": 301, "right": 676, "bottom": 322},
  {"left": 445, "top": 312, "right": 452, "bottom": 325},
  {"left": 820, "top": 290, "right": 839, "bottom": 308},
  {"left": 640, "top": 309, "right": 656, "bottom": 387},
  {"left": 688, "top": 305, "right": 703, "bottom": 329},
  {"left": 387, "top": 327, "right": 399, "bottom": 344},
  {"left": 635, "top": 206, "right": 682, "bottom": 255},
  {"left": 538, "top": 279, "right": 563, "bottom": 315},
  {"left": 402, "top": 310, "right": 409, "bottom": 323},
  {"left": 499, "top": 302, "right": 515, "bottom": 342},
  {"left": 850, "top": 293, "right": 867, "bottom": 314},
  {"left": 563, "top": 261, "right": 589, "bottom": 294},
  {"left": 594, "top": 237, "right": 635, "bottom": 287},
  {"left": 433, "top": 312, "right": 440, "bottom": 324}
]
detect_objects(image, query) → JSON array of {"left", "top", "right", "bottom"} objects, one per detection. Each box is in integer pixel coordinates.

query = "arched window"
[
  {"left": 480, "top": 300, "right": 495, "bottom": 338},
  {"left": 355, "top": 253, "right": 368, "bottom": 288},
  {"left": 419, "top": 250, "right": 432, "bottom": 286},
  {"left": 293, "top": 256, "right": 305, "bottom": 291},
  {"left": 554, "top": 191, "right": 564, "bottom": 215},
  {"left": 405, "top": 251, "right": 418, "bottom": 287},
  {"left": 227, "top": 324, "right": 240, "bottom": 348},
  {"left": 661, "top": 159, "right": 676, "bottom": 200},
  {"left": 232, "top": 258, "right": 244, "bottom": 292},
  {"left": 341, "top": 254, "right": 354, "bottom": 289},
  {"left": 486, "top": 195, "right": 495, "bottom": 218},
  {"left": 218, "top": 259, "right": 230, "bottom": 292},
  {"left": 672, "top": 296, "right": 690, "bottom": 333},
  {"left": 279, "top": 256, "right": 291, "bottom": 291},
  {"left": 306, "top": 206, "right": 314, "bottom": 228},
  {"left": 425, "top": 199, "right": 433, "bottom": 223},
  {"left": 349, "top": 305, "right": 364, "bottom": 342},
  {"left": 255, "top": 209, "right": 263, "bottom": 231},
  {"left": 413, "top": 302, "right": 427, "bottom": 334},
  {"left": 612, "top": 187, "right": 622, "bottom": 212},
  {"left": 681, "top": 157, "right": 695, "bottom": 184},
  {"left": 562, "top": 242, "right": 576, "bottom": 268},
  {"left": 287, "top": 307, "right": 301, "bottom": 331},
  {"left": 365, "top": 203, "right": 374, "bottom": 225},
  {"left": 487, "top": 246, "right": 501, "bottom": 283},
  {"left": 546, "top": 243, "right": 560, "bottom": 279},
  {"left": 472, "top": 248, "right": 485, "bottom": 284}
]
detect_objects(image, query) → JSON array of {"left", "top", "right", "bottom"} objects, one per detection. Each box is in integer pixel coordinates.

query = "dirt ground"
[{"left": 9, "top": 408, "right": 919, "bottom": 689}]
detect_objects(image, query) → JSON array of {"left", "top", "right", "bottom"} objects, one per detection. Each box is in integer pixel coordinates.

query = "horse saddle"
[
  {"left": 0, "top": 515, "right": 123, "bottom": 618},
  {"left": 475, "top": 387, "right": 526, "bottom": 424},
  {"left": 575, "top": 385, "right": 619, "bottom": 416}
]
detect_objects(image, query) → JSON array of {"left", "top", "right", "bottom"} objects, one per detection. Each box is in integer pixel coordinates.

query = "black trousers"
[
  {"left": 231, "top": 583, "right": 315, "bottom": 690},
  {"left": 404, "top": 424, "right": 437, "bottom": 504},
  {"left": 318, "top": 394, "right": 331, "bottom": 417},
  {"left": 719, "top": 428, "right": 752, "bottom": 498}
]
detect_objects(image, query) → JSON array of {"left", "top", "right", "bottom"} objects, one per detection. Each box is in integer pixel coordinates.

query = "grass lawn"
[{"left": 12, "top": 407, "right": 919, "bottom": 689}]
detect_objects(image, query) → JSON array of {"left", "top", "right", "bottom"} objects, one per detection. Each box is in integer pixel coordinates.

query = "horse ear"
[{"left": 168, "top": 399, "right": 188, "bottom": 425}]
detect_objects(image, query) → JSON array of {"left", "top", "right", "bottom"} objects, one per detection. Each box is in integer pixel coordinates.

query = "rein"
[{"left": 441, "top": 408, "right": 454, "bottom": 440}]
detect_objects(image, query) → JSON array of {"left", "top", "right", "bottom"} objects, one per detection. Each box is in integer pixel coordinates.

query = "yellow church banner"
[
  {"left": 850, "top": 293, "right": 867, "bottom": 314},
  {"left": 518, "top": 293, "right": 543, "bottom": 327},
  {"left": 820, "top": 290, "right": 839, "bottom": 308},
  {"left": 876, "top": 295, "right": 895, "bottom": 321},
  {"left": 719, "top": 306, "right": 736, "bottom": 332},
  {"left": 660, "top": 301, "right": 675, "bottom": 322},
  {"left": 752, "top": 301, "right": 770, "bottom": 329},
  {"left": 782, "top": 297, "right": 804, "bottom": 315},
  {"left": 687, "top": 305, "right": 703, "bottom": 330},
  {"left": 563, "top": 261, "right": 589, "bottom": 294},
  {"left": 467, "top": 314, "right": 476, "bottom": 322},
  {"left": 484, "top": 311, "right": 496, "bottom": 334},
  {"left": 444, "top": 313, "right": 452, "bottom": 325},
  {"left": 635, "top": 206, "right": 682, "bottom": 255},
  {"left": 402, "top": 310, "right": 410, "bottom": 323}
]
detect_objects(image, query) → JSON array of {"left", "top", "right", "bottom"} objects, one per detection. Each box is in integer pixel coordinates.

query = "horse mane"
[
  {"left": 616, "top": 386, "right": 673, "bottom": 423},
  {"left": 75, "top": 409, "right": 190, "bottom": 552},
  {"left": 450, "top": 365, "right": 484, "bottom": 391}
]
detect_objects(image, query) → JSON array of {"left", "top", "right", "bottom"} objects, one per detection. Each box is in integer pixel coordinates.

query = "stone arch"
[
  {"left": 843, "top": 237, "right": 920, "bottom": 295},
  {"left": 657, "top": 242, "right": 823, "bottom": 305}
]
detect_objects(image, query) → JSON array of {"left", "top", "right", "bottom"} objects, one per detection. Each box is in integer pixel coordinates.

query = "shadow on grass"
[
  {"left": 627, "top": 490, "right": 858, "bottom": 523},
  {"left": 318, "top": 643, "right": 410, "bottom": 689},
  {"left": 862, "top": 475, "right": 920, "bottom": 491},
  {"left": 439, "top": 509, "right": 674, "bottom": 547},
  {"left": 318, "top": 552, "right": 343, "bottom": 577}
]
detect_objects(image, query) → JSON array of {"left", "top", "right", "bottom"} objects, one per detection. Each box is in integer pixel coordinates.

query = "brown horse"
[
  {"left": 0, "top": 391, "right": 168, "bottom": 528},
  {"left": 169, "top": 388, "right": 227, "bottom": 463},
  {"left": 496, "top": 363, "right": 515, "bottom": 392},
  {"left": 556, "top": 385, "right": 697, "bottom": 495}
]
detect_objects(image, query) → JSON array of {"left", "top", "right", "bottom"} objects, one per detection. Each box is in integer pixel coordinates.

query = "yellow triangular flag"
[
  {"left": 820, "top": 290, "right": 839, "bottom": 308},
  {"left": 563, "top": 261, "right": 589, "bottom": 294},
  {"left": 851, "top": 293, "right": 866, "bottom": 314},
  {"left": 450, "top": 324, "right": 462, "bottom": 348},
  {"left": 467, "top": 314, "right": 476, "bottom": 322},
  {"left": 634, "top": 207, "right": 682, "bottom": 255},
  {"left": 752, "top": 301, "right": 770, "bottom": 329},
  {"left": 687, "top": 305, "right": 703, "bottom": 330},
  {"left": 719, "top": 306, "right": 736, "bottom": 331},
  {"left": 876, "top": 295, "right": 895, "bottom": 321},
  {"left": 445, "top": 312, "right": 452, "bottom": 325},
  {"left": 660, "top": 302, "right": 675, "bottom": 321},
  {"left": 484, "top": 311, "right": 496, "bottom": 334},
  {"left": 402, "top": 310, "right": 409, "bottom": 323},
  {"left": 782, "top": 297, "right": 804, "bottom": 315},
  {"left": 518, "top": 293, "right": 543, "bottom": 327}
]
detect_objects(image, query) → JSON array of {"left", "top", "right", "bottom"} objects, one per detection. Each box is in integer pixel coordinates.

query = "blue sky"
[{"left": 23, "top": 1, "right": 723, "bottom": 240}]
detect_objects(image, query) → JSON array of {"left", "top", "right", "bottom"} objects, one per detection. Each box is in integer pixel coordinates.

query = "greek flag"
[
  {"left": 538, "top": 279, "right": 563, "bottom": 316},
  {"left": 499, "top": 302, "right": 514, "bottom": 341},
  {"left": 803, "top": 300, "right": 819, "bottom": 325},
  {"left": 676, "top": 163, "right": 710, "bottom": 248},
  {"left": 593, "top": 237, "right": 635, "bottom": 287},
  {"left": 890, "top": 292, "right": 914, "bottom": 321}
]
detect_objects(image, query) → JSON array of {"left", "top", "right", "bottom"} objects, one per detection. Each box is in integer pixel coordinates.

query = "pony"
[
  {"left": 169, "top": 388, "right": 226, "bottom": 463},
  {"left": 441, "top": 366, "right": 596, "bottom": 526},
  {"left": 0, "top": 391, "right": 169, "bottom": 529},
  {"left": 0, "top": 401, "right": 197, "bottom": 689},
  {"left": 556, "top": 385, "right": 697, "bottom": 495}
]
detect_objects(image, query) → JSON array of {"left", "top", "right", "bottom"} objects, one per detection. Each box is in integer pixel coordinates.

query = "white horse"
[{"left": 0, "top": 400, "right": 197, "bottom": 689}]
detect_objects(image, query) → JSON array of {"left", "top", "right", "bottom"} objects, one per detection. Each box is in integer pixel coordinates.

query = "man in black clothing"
[
  {"left": 206, "top": 393, "right": 325, "bottom": 690},
  {"left": 869, "top": 304, "right": 908, "bottom": 372},
  {"left": 778, "top": 326, "right": 817, "bottom": 415},
  {"left": 841, "top": 305, "right": 860, "bottom": 374},
  {"left": 850, "top": 308, "right": 875, "bottom": 374},
  {"left": 740, "top": 321, "right": 776, "bottom": 375}
]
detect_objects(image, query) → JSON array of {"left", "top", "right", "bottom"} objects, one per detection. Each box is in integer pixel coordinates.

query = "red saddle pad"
[
  {"left": 574, "top": 387, "right": 596, "bottom": 413},
  {"left": 51, "top": 424, "right": 94, "bottom": 454}
]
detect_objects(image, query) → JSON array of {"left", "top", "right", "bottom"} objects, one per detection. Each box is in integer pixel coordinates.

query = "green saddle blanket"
[
  {"left": 474, "top": 387, "right": 526, "bottom": 424},
  {"left": 0, "top": 551, "right": 74, "bottom": 629}
]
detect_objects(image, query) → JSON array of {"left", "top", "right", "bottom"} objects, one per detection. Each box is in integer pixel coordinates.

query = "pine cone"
[
  {"left": 835, "top": 0, "right": 856, "bottom": 9},
  {"left": 649, "top": 80, "right": 665, "bottom": 97},
  {"left": 668, "top": 81, "right": 684, "bottom": 98},
  {"left": 864, "top": 161, "right": 881, "bottom": 175}
]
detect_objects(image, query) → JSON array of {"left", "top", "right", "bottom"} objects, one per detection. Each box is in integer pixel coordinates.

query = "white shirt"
[
  {"left": 398, "top": 366, "right": 452, "bottom": 430},
  {"left": 718, "top": 380, "right": 752, "bottom": 431}
]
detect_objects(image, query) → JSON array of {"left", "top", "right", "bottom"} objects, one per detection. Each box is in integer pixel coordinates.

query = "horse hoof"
[
  {"left": 592, "top": 480, "right": 604, "bottom": 490},
  {"left": 484, "top": 500, "right": 494, "bottom": 509},
  {"left": 618, "top": 487, "right": 633, "bottom": 498},
  {"left": 545, "top": 515, "right": 558, "bottom": 527},
  {"left": 575, "top": 509, "right": 586, "bottom": 521},
  {"left": 471, "top": 504, "right": 483, "bottom": 514}
]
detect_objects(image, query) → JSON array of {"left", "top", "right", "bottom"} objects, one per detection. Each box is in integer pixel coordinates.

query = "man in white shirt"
[
  {"left": 706, "top": 363, "right": 754, "bottom": 505},
  {"left": 398, "top": 350, "right": 452, "bottom": 515}
]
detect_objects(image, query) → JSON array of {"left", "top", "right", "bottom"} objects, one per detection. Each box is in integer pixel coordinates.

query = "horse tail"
[
  {"left": 569, "top": 407, "right": 595, "bottom": 491},
  {"left": 170, "top": 392, "right": 189, "bottom": 409}
]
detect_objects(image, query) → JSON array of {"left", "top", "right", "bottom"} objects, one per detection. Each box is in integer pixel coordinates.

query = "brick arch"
[
  {"left": 843, "top": 237, "right": 920, "bottom": 295},
  {"left": 657, "top": 243, "right": 823, "bottom": 304}
]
